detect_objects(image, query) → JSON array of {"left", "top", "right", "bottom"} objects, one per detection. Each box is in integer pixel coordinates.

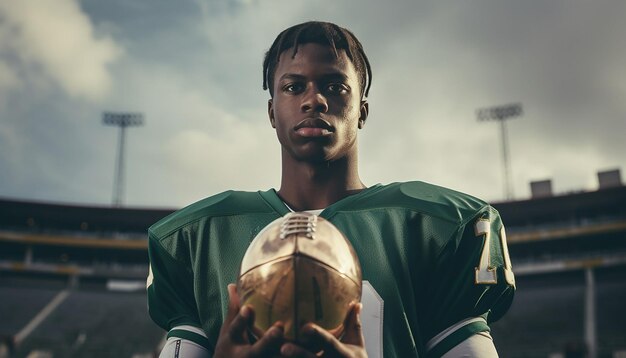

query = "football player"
[{"left": 148, "top": 21, "right": 515, "bottom": 357}]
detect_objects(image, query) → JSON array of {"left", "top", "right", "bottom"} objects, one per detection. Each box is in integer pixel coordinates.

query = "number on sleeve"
[
  {"left": 499, "top": 226, "right": 515, "bottom": 286},
  {"left": 474, "top": 219, "right": 497, "bottom": 284},
  {"left": 474, "top": 219, "right": 515, "bottom": 286}
]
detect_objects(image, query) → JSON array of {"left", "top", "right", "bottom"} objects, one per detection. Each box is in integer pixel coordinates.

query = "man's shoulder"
[
  {"left": 148, "top": 190, "right": 272, "bottom": 239},
  {"left": 370, "top": 181, "right": 491, "bottom": 224}
]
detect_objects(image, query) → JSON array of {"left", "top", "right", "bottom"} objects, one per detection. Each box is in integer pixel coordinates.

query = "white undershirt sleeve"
[
  {"left": 159, "top": 325, "right": 210, "bottom": 358},
  {"left": 159, "top": 337, "right": 209, "bottom": 358},
  {"left": 440, "top": 331, "right": 499, "bottom": 358}
]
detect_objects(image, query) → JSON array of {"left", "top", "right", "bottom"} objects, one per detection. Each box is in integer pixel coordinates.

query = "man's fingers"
[
  {"left": 294, "top": 303, "right": 365, "bottom": 357},
  {"left": 280, "top": 342, "right": 318, "bottom": 358},
  {"left": 229, "top": 283, "right": 241, "bottom": 306},
  {"left": 224, "top": 283, "right": 241, "bottom": 326},
  {"left": 300, "top": 323, "right": 351, "bottom": 357},
  {"left": 248, "top": 323, "right": 285, "bottom": 357},
  {"left": 341, "top": 302, "right": 365, "bottom": 346},
  {"left": 227, "top": 305, "right": 254, "bottom": 342}
]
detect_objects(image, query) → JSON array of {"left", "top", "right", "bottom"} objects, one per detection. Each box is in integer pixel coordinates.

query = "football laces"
[{"left": 280, "top": 212, "right": 317, "bottom": 239}]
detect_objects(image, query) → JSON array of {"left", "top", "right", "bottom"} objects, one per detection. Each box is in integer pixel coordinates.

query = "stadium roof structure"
[
  {"left": 493, "top": 185, "right": 626, "bottom": 227},
  {"left": 0, "top": 199, "right": 172, "bottom": 235},
  {"left": 0, "top": 184, "right": 625, "bottom": 243}
]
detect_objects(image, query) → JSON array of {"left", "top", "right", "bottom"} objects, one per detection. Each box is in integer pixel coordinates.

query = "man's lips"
[{"left": 294, "top": 117, "right": 334, "bottom": 137}]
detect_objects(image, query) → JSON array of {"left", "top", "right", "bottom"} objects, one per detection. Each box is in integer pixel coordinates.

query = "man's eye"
[
  {"left": 326, "top": 83, "right": 348, "bottom": 94},
  {"left": 283, "top": 83, "right": 304, "bottom": 93}
]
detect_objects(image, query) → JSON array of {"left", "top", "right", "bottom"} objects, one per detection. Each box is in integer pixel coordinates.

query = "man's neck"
[{"left": 277, "top": 156, "right": 365, "bottom": 212}]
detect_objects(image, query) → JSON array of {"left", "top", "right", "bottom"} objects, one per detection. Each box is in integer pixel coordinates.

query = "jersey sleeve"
[
  {"left": 147, "top": 231, "right": 211, "bottom": 351},
  {"left": 425, "top": 206, "right": 515, "bottom": 357}
]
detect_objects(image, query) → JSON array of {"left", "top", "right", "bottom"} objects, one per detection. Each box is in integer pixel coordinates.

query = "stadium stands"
[
  {"left": 0, "top": 286, "right": 61, "bottom": 334},
  {"left": 596, "top": 267, "right": 626, "bottom": 357},
  {"left": 491, "top": 272, "right": 586, "bottom": 357},
  {"left": 13, "top": 289, "right": 163, "bottom": 357},
  {"left": 1, "top": 184, "right": 625, "bottom": 357}
]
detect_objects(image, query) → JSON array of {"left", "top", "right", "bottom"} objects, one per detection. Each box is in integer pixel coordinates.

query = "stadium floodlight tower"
[
  {"left": 103, "top": 112, "right": 144, "bottom": 207},
  {"left": 476, "top": 103, "right": 523, "bottom": 201}
]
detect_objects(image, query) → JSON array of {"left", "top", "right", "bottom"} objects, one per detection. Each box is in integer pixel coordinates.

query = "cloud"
[
  {"left": 352, "top": 1, "right": 626, "bottom": 201},
  {"left": 1, "top": 0, "right": 624, "bottom": 206},
  {"left": 90, "top": 57, "right": 281, "bottom": 207},
  {"left": 0, "top": 0, "right": 122, "bottom": 101},
  {"left": 0, "top": 60, "right": 19, "bottom": 90},
  {"left": 161, "top": 121, "right": 280, "bottom": 205}
]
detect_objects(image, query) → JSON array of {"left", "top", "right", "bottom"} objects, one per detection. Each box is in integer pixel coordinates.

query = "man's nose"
[{"left": 301, "top": 87, "right": 328, "bottom": 113}]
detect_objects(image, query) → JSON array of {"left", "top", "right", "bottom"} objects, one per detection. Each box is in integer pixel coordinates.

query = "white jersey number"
[
  {"left": 361, "top": 281, "right": 383, "bottom": 358},
  {"left": 474, "top": 219, "right": 514, "bottom": 285}
]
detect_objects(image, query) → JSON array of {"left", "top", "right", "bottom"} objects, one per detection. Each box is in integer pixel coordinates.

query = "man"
[{"left": 147, "top": 21, "right": 515, "bottom": 357}]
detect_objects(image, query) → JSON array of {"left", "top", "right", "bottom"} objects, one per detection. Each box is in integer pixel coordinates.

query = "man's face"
[{"left": 268, "top": 43, "right": 367, "bottom": 163}]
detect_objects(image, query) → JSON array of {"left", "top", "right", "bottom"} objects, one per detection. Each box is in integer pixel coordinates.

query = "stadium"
[
  {"left": 0, "top": 170, "right": 624, "bottom": 358},
  {"left": 3, "top": 0, "right": 626, "bottom": 356}
]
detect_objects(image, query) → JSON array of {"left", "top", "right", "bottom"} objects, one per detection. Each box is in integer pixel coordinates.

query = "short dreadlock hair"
[{"left": 263, "top": 21, "right": 372, "bottom": 99}]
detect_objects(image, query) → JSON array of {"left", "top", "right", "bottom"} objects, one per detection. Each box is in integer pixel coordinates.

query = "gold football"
[{"left": 237, "top": 212, "right": 362, "bottom": 342}]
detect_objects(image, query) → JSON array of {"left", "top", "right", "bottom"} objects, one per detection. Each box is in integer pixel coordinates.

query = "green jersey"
[{"left": 147, "top": 181, "right": 515, "bottom": 357}]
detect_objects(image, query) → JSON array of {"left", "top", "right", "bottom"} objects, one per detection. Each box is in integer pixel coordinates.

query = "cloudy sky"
[{"left": 1, "top": 0, "right": 624, "bottom": 208}]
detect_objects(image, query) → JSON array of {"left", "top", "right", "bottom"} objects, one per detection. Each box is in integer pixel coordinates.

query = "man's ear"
[
  {"left": 358, "top": 100, "right": 369, "bottom": 129},
  {"left": 268, "top": 99, "right": 275, "bottom": 128}
]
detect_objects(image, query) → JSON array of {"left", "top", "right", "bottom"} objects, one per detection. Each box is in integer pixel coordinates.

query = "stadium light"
[
  {"left": 102, "top": 112, "right": 144, "bottom": 207},
  {"left": 476, "top": 103, "right": 523, "bottom": 201}
]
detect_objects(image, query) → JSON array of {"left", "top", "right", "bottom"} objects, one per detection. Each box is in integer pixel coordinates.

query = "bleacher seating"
[
  {"left": 491, "top": 273, "right": 586, "bottom": 357},
  {"left": 596, "top": 267, "right": 626, "bottom": 357},
  {"left": 0, "top": 286, "right": 61, "bottom": 335},
  {"left": 1, "top": 185, "right": 625, "bottom": 357},
  {"left": 14, "top": 289, "right": 164, "bottom": 357}
]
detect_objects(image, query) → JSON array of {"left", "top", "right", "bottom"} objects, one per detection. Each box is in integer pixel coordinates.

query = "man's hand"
[
  {"left": 213, "top": 284, "right": 285, "bottom": 358},
  {"left": 280, "top": 303, "right": 368, "bottom": 358}
]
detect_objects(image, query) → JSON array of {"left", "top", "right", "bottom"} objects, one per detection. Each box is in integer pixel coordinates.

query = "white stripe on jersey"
[
  {"left": 147, "top": 264, "right": 154, "bottom": 288},
  {"left": 171, "top": 325, "right": 209, "bottom": 338},
  {"left": 426, "top": 316, "right": 486, "bottom": 351}
]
